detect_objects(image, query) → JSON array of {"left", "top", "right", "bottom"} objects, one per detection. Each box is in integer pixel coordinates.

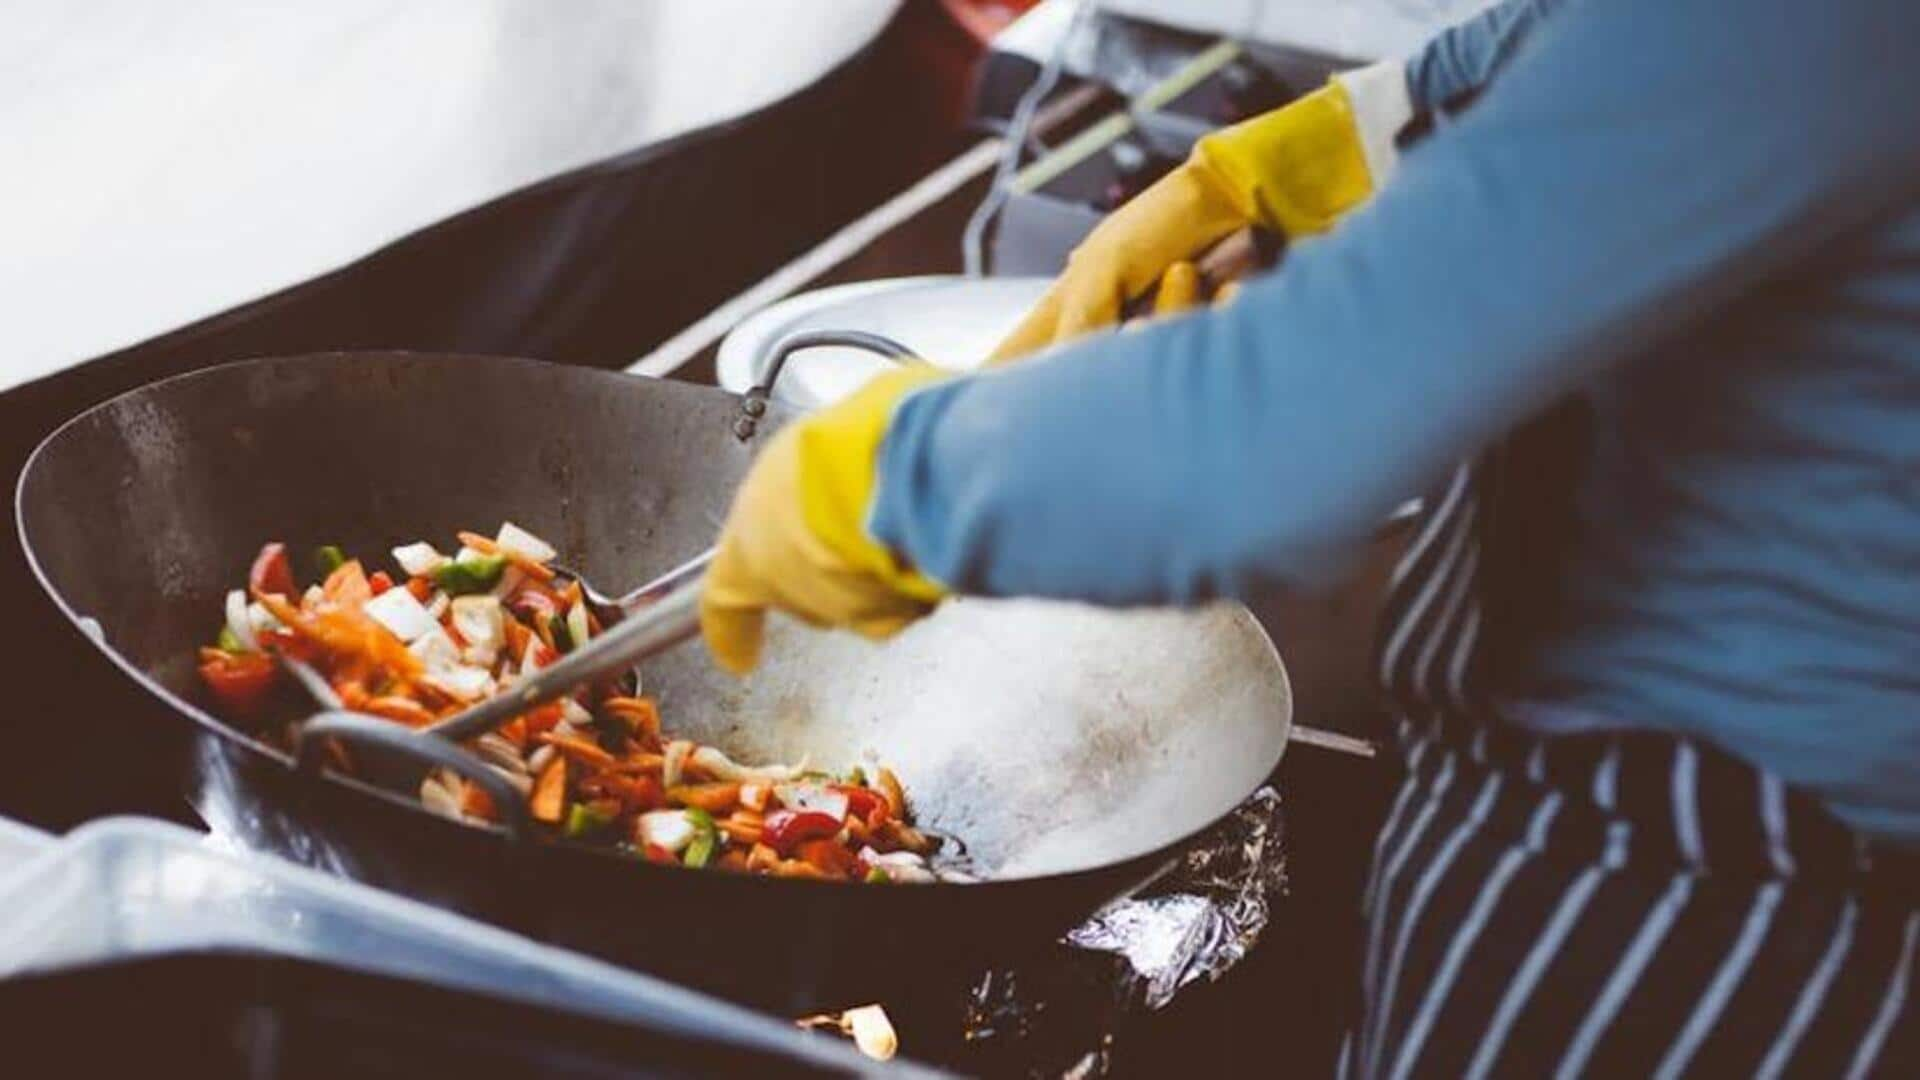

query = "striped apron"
[{"left": 1341, "top": 441, "right": 1920, "bottom": 1080}]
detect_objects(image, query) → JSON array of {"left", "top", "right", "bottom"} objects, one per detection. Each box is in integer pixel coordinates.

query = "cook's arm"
[
  {"left": 869, "top": 0, "right": 1920, "bottom": 606},
  {"left": 1404, "top": 0, "right": 1568, "bottom": 115}
]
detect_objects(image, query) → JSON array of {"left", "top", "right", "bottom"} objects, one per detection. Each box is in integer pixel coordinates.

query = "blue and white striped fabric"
[{"left": 1347, "top": 449, "right": 1920, "bottom": 1078}]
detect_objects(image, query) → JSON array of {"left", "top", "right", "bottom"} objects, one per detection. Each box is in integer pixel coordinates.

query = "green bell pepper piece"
[
  {"left": 215, "top": 625, "right": 248, "bottom": 654},
  {"left": 548, "top": 613, "right": 573, "bottom": 654},
  {"left": 682, "top": 807, "right": 717, "bottom": 868},
  {"left": 864, "top": 866, "right": 891, "bottom": 884},
  {"left": 563, "top": 801, "right": 614, "bottom": 839},
  {"left": 312, "top": 544, "right": 347, "bottom": 576},
  {"left": 432, "top": 552, "right": 508, "bottom": 596}
]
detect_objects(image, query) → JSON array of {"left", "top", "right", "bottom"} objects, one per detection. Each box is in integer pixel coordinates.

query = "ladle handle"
[
  {"left": 294, "top": 710, "right": 532, "bottom": 839},
  {"left": 423, "top": 569, "right": 705, "bottom": 744}
]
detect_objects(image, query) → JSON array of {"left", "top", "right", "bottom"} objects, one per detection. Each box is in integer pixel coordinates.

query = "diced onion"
[
  {"left": 558, "top": 696, "right": 594, "bottom": 730},
  {"left": 421, "top": 663, "right": 493, "bottom": 702},
  {"left": 690, "top": 746, "right": 803, "bottom": 784},
  {"left": 566, "top": 599, "right": 591, "bottom": 649},
  {"left": 362, "top": 587, "right": 440, "bottom": 642},
  {"left": 246, "top": 600, "right": 283, "bottom": 635},
  {"left": 408, "top": 629, "right": 461, "bottom": 668},
  {"left": 844, "top": 1005, "right": 898, "bottom": 1061},
  {"left": 450, "top": 595, "right": 504, "bottom": 665},
  {"left": 774, "top": 783, "right": 849, "bottom": 821},
  {"left": 494, "top": 521, "right": 557, "bottom": 563},
  {"left": 662, "top": 739, "right": 693, "bottom": 789},
  {"left": 637, "top": 809, "right": 696, "bottom": 852},
  {"left": 224, "top": 590, "right": 258, "bottom": 651},
  {"left": 391, "top": 542, "right": 448, "bottom": 577}
]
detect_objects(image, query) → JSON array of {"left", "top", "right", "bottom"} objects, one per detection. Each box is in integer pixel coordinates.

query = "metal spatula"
[{"left": 421, "top": 550, "right": 711, "bottom": 743}]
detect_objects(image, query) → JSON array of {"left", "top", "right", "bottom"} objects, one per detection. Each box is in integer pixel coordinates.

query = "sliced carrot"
[
  {"left": 321, "top": 559, "right": 372, "bottom": 608},
  {"left": 843, "top": 815, "right": 871, "bottom": 848},
  {"left": 362, "top": 695, "right": 435, "bottom": 728},
  {"left": 772, "top": 859, "right": 829, "bottom": 880},
  {"left": 717, "top": 849, "right": 751, "bottom": 873},
  {"left": 501, "top": 615, "right": 532, "bottom": 660},
  {"left": 537, "top": 731, "right": 617, "bottom": 770},
  {"left": 796, "top": 838, "right": 859, "bottom": 878},
  {"left": 521, "top": 700, "right": 565, "bottom": 736},
  {"left": 718, "top": 819, "right": 764, "bottom": 846},
  {"left": 667, "top": 782, "right": 740, "bottom": 813},
  {"left": 875, "top": 767, "right": 906, "bottom": 820},
  {"left": 530, "top": 756, "right": 567, "bottom": 823},
  {"left": 613, "top": 751, "right": 665, "bottom": 775},
  {"left": 459, "top": 531, "right": 556, "bottom": 582},
  {"left": 747, "top": 843, "right": 781, "bottom": 873},
  {"left": 601, "top": 696, "right": 660, "bottom": 740},
  {"left": 497, "top": 715, "right": 528, "bottom": 750},
  {"left": 406, "top": 576, "right": 433, "bottom": 602},
  {"left": 461, "top": 781, "right": 497, "bottom": 821}
]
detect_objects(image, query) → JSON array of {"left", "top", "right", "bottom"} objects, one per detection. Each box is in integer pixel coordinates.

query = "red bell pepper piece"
[
  {"left": 198, "top": 649, "right": 279, "bottom": 715},
  {"left": 761, "top": 809, "right": 843, "bottom": 855},
  {"left": 643, "top": 843, "right": 678, "bottom": 865},
  {"left": 248, "top": 542, "right": 296, "bottom": 598},
  {"left": 833, "top": 784, "right": 888, "bottom": 825},
  {"left": 367, "top": 571, "right": 395, "bottom": 596}
]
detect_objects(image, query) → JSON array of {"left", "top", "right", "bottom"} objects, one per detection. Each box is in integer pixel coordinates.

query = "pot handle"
[
  {"left": 293, "top": 710, "right": 532, "bottom": 840},
  {"left": 734, "top": 329, "right": 923, "bottom": 440}
]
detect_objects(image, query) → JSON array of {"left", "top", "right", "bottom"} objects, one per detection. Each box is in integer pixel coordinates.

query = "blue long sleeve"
[
  {"left": 872, "top": 0, "right": 1920, "bottom": 608},
  {"left": 1404, "top": 0, "right": 1568, "bottom": 113},
  {"left": 870, "top": 0, "right": 1920, "bottom": 840}
]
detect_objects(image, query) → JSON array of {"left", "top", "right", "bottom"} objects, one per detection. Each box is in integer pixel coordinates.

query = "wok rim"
[{"left": 15, "top": 350, "right": 1292, "bottom": 895}]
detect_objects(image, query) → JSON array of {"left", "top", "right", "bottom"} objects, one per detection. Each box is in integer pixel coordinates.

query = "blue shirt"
[{"left": 869, "top": 0, "right": 1920, "bottom": 842}]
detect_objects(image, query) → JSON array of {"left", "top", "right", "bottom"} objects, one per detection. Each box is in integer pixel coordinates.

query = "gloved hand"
[
  {"left": 701, "top": 366, "right": 953, "bottom": 674},
  {"left": 989, "top": 60, "right": 1412, "bottom": 363}
]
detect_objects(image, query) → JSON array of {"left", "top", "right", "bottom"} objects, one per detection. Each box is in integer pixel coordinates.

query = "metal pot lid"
[{"left": 716, "top": 275, "right": 1051, "bottom": 410}]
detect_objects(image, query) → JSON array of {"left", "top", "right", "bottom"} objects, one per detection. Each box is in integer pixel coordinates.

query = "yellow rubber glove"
[
  {"left": 701, "top": 366, "right": 953, "bottom": 675},
  {"left": 989, "top": 61, "right": 1410, "bottom": 364}
]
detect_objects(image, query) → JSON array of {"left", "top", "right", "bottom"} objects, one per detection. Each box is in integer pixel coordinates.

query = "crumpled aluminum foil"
[
  {"left": 1065, "top": 785, "right": 1288, "bottom": 1008},
  {"left": 959, "top": 785, "right": 1288, "bottom": 1075}
]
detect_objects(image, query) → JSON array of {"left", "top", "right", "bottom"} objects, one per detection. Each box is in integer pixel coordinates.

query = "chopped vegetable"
[
  {"left": 774, "top": 783, "right": 850, "bottom": 822},
  {"left": 249, "top": 542, "right": 296, "bottom": 598},
  {"left": 362, "top": 586, "right": 440, "bottom": 642},
  {"left": 494, "top": 521, "right": 557, "bottom": 563},
  {"left": 667, "top": 782, "right": 741, "bottom": 812},
  {"left": 224, "top": 589, "right": 259, "bottom": 652},
  {"left": 761, "top": 809, "right": 843, "bottom": 855},
  {"left": 564, "top": 800, "right": 616, "bottom": 838},
  {"left": 636, "top": 809, "right": 696, "bottom": 852},
  {"left": 391, "top": 542, "right": 449, "bottom": 577},
  {"left": 432, "top": 550, "right": 508, "bottom": 595},
  {"left": 313, "top": 544, "right": 347, "bottom": 576},
  {"left": 682, "top": 807, "right": 717, "bottom": 868},
  {"left": 529, "top": 756, "right": 567, "bottom": 823},
  {"left": 198, "top": 649, "right": 278, "bottom": 715},
  {"left": 215, "top": 625, "right": 248, "bottom": 655},
  {"left": 566, "top": 600, "right": 591, "bottom": 652},
  {"left": 201, "top": 524, "right": 949, "bottom": 884}
]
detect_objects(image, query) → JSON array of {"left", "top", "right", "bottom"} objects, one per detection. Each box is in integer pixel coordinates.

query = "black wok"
[{"left": 16, "top": 352, "right": 1290, "bottom": 1013}]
